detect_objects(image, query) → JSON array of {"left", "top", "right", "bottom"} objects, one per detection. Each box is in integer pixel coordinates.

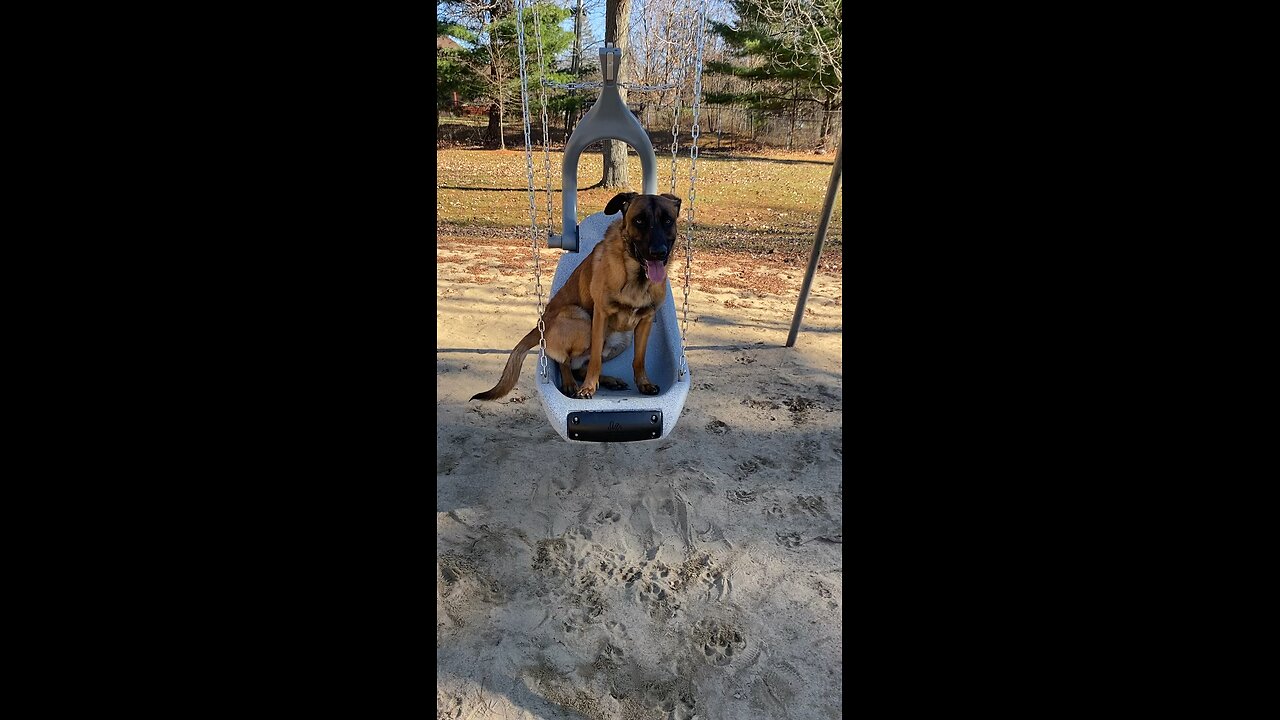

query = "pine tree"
[
  {"left": 437, "top": 1, "right": 573, "bottom": 149},
  {"left": 437, "top": 21, "right": 483, "bottom": 135},
  {"left": 706, "top": 0, "right": 841, "bottom": 151}
]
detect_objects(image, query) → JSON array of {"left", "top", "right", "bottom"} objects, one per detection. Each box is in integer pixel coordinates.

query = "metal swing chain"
[
  {"left": 515, "top": 0, "right": 548, "bottom": 380},
  {"left": 668, "top": 3, "right": 696, "bottom": 193},
  {"left": 531, "top": 1, "right": 556, "bottom": 239},
  {"left": 679, "top": 3, "right": 708, "bottom": 381}
]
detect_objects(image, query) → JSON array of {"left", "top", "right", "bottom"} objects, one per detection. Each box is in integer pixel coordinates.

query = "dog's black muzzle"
[
  {"left": 633, "top": 236, "right": 671, "bottom": 263},
  {"left": 646, "top": 228, "right": 672, "bottom": 262}
]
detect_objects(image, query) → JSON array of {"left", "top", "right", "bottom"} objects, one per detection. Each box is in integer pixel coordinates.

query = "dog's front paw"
[
  {"left": 575, "top": 383, "right": 597, "bottom": 399},
  {"left": 638, "top": 382, "right": 660, "bottom": 395},
  {"left": 561, "top": 379, "right": 579, "bottom": 396}
]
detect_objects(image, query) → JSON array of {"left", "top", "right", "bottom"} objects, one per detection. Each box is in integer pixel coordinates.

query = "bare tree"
[
  {"left": 627, "top": 0, "right": 699, "bottom": 126},
  {"left": 559, "top": 0, "right": 606, "bottom": 135},
  {"left": 482, "top": 0, "right": 517, "bottom": 149},
  {"left": 600, "top": 0, "right": 632, "bottom": 187}
]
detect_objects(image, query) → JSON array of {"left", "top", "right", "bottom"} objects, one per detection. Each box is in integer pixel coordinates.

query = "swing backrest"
[{"left": 552, "top": 45, "right": 659, "bottom": 253}]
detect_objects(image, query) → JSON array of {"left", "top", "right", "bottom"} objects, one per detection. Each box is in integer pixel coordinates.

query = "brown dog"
[{"left": 471, "top": 192, "right": 682, "bottom": 401}]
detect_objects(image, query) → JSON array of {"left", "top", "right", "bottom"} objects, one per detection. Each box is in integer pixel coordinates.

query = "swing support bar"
[
  {"left": 786, "top": 138, "right": 842, "bottom": 347},
  {"left": 549, "top": 43, "right": 659, "bottom": 252}
]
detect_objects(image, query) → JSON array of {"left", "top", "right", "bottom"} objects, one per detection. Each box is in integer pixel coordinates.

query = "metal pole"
[{"left": 786, "top": 138, "right": 842, "bottom": 347}]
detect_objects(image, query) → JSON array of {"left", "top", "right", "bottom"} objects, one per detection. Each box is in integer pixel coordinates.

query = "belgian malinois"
[{"left": 471, "top": 192, "right": 682, "bottom": 401}]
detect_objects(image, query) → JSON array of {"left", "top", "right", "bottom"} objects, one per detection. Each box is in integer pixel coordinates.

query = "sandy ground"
[{"left": 436, "top": 236, "right": 843, "bottom": 720}]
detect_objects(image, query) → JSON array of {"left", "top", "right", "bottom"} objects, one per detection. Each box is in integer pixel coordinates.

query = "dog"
[{"left": 471, "top": 191, "right": 682, "bottom": 402}]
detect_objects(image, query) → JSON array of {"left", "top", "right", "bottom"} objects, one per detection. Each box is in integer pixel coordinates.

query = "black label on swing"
[{"left": 567, "top": 411, "right": 663, "bottom": 442}]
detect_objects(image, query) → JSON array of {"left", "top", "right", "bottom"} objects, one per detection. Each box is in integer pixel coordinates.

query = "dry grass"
[{"left": 436, "top": 148, "right": 842, "bottom": 271}]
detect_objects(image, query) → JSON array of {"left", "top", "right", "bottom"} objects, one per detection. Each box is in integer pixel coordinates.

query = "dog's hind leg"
[
  {"left": 547, "top": 306, "right": 593, "bottom": 397},
  {"left": 559, "top": 361, "right": 579, "bottom": 396},
  {"left": 566, "top": 367, "right": 626, "bottom": 390},
  {"left": 599, "top": 376, "right": 629, "bottom": 390}
]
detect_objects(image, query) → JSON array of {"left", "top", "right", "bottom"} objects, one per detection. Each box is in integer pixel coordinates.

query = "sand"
[{"left": 437, "top": 235, "right": 843, "bottom": 720}]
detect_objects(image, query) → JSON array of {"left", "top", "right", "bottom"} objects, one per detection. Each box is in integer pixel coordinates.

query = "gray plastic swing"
[{"left": 536, "top": 44, "right": 690, "bottom": 443}]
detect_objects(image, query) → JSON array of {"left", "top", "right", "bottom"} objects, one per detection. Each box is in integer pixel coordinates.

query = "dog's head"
[{"left": 604, "top": 192, "right": 682, "bottom": 285}]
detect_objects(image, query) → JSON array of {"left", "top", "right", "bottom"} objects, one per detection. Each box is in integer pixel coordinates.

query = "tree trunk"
[
  {"left": 481, "top": 1, "right": 513, "bottom": 150},
  {"left": 816, "top": 96, "right": 831, "bottom": 153},
  {"left": 487, "top": 103, "right": 503, "bottom": 149},
  {"left": 498, "top": 99, "right": 506, "bottom": 150},
  {"left": 602, "top": 135, "right": 629, "bottom": 186},
  {"left": 787, "top": 93, "right": 798, "bottom": 152},
  {"left": 486, "top": 38, "right": 503, "bottom": 149},
  {"left": 601, "top": 0, "right": 632, "bottom": 188}
]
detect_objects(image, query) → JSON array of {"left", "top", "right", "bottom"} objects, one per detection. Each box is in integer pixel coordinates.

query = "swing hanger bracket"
[{"left": 548, "top": 228, "right": 576, "bottom": 251}]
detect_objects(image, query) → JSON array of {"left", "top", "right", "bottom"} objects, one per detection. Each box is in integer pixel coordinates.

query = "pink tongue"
[{"left": 645, "top": 260, "right": 667, "bottom": 285}]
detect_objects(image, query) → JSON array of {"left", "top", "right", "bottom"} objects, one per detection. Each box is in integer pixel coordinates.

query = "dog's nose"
[{"left": 650, "top": 243, "right": 668, "bottom": 259}]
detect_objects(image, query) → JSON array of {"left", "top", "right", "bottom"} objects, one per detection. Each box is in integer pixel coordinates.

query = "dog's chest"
[
  {"left": 619, "top": 277, "right": 663, "bottom": 309},
  {"left": 607, "top": 288, "right": 660, "bottom": 330}
]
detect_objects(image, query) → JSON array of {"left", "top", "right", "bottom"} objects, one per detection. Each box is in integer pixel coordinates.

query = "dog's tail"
[{"left": 470, "top": 328, "right": 541, "bottom": 401}]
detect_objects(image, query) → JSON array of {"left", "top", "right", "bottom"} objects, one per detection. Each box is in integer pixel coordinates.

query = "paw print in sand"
[
  {"left": 696, "top": 620, "right": 747, "bottom": 667},
  {"left": 775, "top": 531, "right": 802, "bottom": 548}
]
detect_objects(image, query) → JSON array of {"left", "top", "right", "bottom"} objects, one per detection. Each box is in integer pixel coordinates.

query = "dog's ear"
[
  {"left": 659, "top": 193, "right": 683, "bottom": 215},
  {"left": 605, "top": 192, "right": 638, "bottom": 216}
]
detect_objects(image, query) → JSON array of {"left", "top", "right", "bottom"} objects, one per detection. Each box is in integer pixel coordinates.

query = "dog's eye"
[{"left": 664, "top": 218, "right": 673, "bottom": 226}]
